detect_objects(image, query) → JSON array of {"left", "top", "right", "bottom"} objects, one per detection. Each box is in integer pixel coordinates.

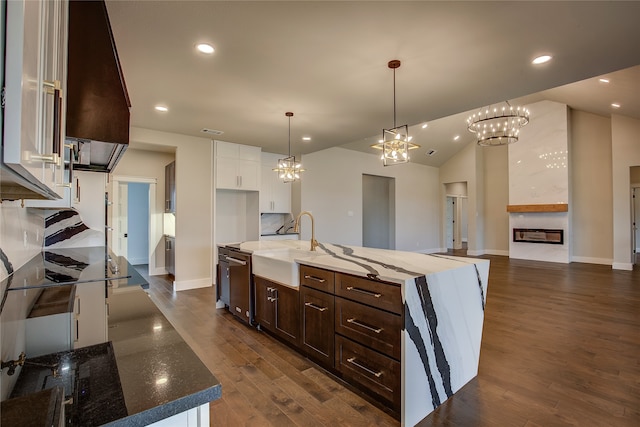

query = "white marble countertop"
[{"left": 230, "top": 240, "right": 488, "bottom": 285}]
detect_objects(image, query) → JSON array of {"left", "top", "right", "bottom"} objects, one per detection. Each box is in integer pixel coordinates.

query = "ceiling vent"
[
  {"left": 201, "top": 128, "right": 224, "bottom": 136},
  {"left": 426, "top": 149, "right": 438, "bottom": 156}
]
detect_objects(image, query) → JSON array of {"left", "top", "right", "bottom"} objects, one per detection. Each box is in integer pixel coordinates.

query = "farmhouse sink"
[{"left": 252, "top": 248, "right": 322, "bottom": 287}]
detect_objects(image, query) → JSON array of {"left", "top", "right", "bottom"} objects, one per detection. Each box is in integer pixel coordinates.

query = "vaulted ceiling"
[{"left": 107, "top": 1, "right": 640, "bottom": 166}]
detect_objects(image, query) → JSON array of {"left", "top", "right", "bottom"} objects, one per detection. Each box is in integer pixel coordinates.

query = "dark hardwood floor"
[{"left": 137, "top": 255, "right": 640, "bottom": 426}]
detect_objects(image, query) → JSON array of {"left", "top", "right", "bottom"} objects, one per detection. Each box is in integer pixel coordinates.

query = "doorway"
[
  {"left": 362, "top": 174, "right": 395, "bottom": 249},
  {"left": 444, "top": 182, "right": 468, "bottom": 251},
  {"left": 127, "top": 183, "right": 150, "bottom": 265},
  {"left": 111, "top": 176, "right": 158, "bottom": 272}
]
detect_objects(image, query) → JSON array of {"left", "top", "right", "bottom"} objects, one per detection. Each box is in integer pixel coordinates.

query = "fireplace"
[{"left": 513, "top": 228, "right": 564, "bottom": 245}]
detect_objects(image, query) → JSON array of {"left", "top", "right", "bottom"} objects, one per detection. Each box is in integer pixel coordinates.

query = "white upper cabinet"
[
  {"left": 2, "top": 0, "right": 70, "bottom": 200},
  {"left": 215, "top": 141, "right": 260, "bottom": 191},
  {"left": 260, "top": 152, "right": 291, "bottom": 213}
]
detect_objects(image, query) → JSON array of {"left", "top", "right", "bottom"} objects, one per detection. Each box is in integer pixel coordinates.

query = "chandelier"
[
  {"left": 274, "top": 112, "right": 304, "bottom": 183},
  {"left": 371, "top": 60, "right": 420, "bottom": 165},
  {"left": 467, "top": 101, "right": 530, "bottom": 146}
]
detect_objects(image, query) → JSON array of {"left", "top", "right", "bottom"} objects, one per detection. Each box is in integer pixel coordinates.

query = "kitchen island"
[
  {"left": 228, "top": 240, "right": 489, "bottom": 426},
  {"left": 1, "top": 248, "right": 221, "bottom": 426}
]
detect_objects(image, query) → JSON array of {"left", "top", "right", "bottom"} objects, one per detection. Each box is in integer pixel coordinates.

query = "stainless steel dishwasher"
[{"left": 217, "top": 245, "right": 253, "bottom": 325}]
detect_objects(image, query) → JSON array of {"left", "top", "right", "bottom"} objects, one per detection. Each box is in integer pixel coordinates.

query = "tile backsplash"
[{"left": 0, "top": 201, "right": 44, "bottom": 283}]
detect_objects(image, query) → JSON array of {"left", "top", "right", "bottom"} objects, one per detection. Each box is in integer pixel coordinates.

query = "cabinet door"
[
  {"left": 254, "top": 277, "right": 274, "bottom": 330},
  {"left": 216, "top": 158, "right": 239, "bottom": 190},
  {"left": 260, "top": 163, "right": 274, "bottom": 212},
  {"left": 74, "top": 281, "right": 107, "bottom": 349},
  {"left": 274, "top": 283, "right": 300, "bottom": 347},
  {"left": 301, "top": 286, "right": 334, "bottom": 368},
  {"left": 3, "top": 0, "right": 68, "bottom": 199},
  {"left": 165, "top": 237, "right": 175, "bottom": 276},
  {"left": 165, "top": 161, "right": 175, "bottom": 213},
  {"left": 237, "top": 158, "right": 259, "bottom": 191},
  {"left": 271, "top": 177, "right": 291, "bottom": 213}
]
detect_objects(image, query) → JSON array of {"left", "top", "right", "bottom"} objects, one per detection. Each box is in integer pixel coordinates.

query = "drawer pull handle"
[
  {"left": 305, "top": 302, "right": 328, "bottom": 312},
  {"left": 225, "top": 256, "right": 247, "bottom": 266},
  {"left": 267, "top": 297, "right": 277, "bottom": 302},
  {"left": 346, "top": 318, "right": 383, "bottom": 334},
  {"left": 346, "top": 286, "right": 381, "bottom": 298},
  {"left": 304, "top": 275, "right": 326, "bottom": 283},
  {"left": 346, "top": 357, "right": 383, "bottom": 378}
]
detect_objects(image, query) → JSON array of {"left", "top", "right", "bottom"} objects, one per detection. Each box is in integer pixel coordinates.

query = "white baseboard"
[
  {"left": 467, "top": 249, "right": 484, "bottom": 256},
  {"left": 612, "top": 262, "right": 633, "bottom": 271},
  {"left": 174, "top": 277, "right": 213, "bottom": 292},
  {"left": 149, "top": 267, "right": 168, "bottom": 276},
  {"left": 571, "top": 256, "right": 612, "bottom": 266},
  {"left": 215, "top": 300, "right": 226, "bottom": 309},
  {"left": 481, "top": 249, "right": 509, "bottom": 257}
]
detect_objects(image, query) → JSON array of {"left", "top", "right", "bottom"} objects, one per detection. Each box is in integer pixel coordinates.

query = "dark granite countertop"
[
  {"left": 2, "top": 250, "right": 221, "bottom": 426},
  {"left": 1, "top": 247, "right": 148, "bottom": 313}
]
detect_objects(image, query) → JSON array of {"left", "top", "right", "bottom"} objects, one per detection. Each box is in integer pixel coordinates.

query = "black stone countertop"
[
  {"left": 3, "top": 252, "right": 221, "bottom": 426},
  {"left": 1, "top": 247, "right": 148, "bottom": 313},
  {"left": 105, "top": 285, "right": 221, "bottom": 426}
]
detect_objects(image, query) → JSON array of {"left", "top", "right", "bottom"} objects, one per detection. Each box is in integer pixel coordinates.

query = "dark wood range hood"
[{"left": 66, "top": 0, "right": 131, "bottom": 173}]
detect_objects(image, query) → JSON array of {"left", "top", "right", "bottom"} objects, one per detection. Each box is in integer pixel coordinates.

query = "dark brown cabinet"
[
  {"left": 254, "top": 276, "right": 300, "bottom": 347},
  {"left": 165, "top": 161, "right": 176, "bottom": 213},
  {"left": 165, "top": 236, "right": 175, "bottom": 276},
  {"left": 301, "top": 286, "right": 334, "bottom": 368},
  {"left": 333, "top": 271, "right": 403, "bottom": 412}
]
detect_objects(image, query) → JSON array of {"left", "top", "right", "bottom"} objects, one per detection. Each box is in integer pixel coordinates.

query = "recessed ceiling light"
[
  {"left": 155, "top": 105, "right": 168, "bottom": 112},
  {"left": 611, "top": 103, "right": 621, "bottom": 108},
  {"left": 302, "top": 137, "right": 311, "bottom": 141},
  {"left": 196, "top": 43, "right": 214, "bottom": 54},
  {"left": 453, "top": 135, "right": 460, "bottom": 141},
  {"left": 532, "top": 55, "right": 552, "bottom": 65},
  {"left": 421, "top": 123, "right": 428, "bottom": 129},
  {"left": 599, "top": 78, "right": 610, "bottom": 83}
]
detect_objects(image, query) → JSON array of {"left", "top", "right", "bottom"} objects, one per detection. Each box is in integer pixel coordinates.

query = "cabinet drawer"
[
  {"left": 300, "top": 265, "right": 335, "bottom": 293},
  {"left": 301, "top": 286, "right": 334, "bottom": 368},
  {"left": 335, "top": 297, "right": 401, "bottom": 360},
  {"left": 335, "top": 335, "right": 400, "bottom": 411},
  {"left": 335, "top": 273, "right": 402, "bottom": 314}
]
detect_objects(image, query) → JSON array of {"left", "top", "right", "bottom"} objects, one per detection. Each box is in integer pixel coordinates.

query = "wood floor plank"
[{"left": 137, "top": 254, "right": 640, "bottom": 426}]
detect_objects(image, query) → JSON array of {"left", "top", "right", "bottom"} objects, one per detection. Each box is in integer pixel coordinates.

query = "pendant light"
[
  {"left": 273, "top": 112, "right": 304, "bottom": 183},
  {"left": 371, "top": 60, "right": 420, "bottom": 165},
  {"left": 467, "top": 101, "right": 530, "bottom": 146}
]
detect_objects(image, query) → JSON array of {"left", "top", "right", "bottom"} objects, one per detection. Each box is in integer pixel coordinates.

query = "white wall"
[
  {"left": 570, "top": 110, "right": 613, "bottom": 264},
  {"left": 611, "top": 115, "right": 640, "bottom": 269},
  {"left": 482, "top": 145, "right": 510, "bottom": 255},
  {"left": 300, "top": 147, "right": 440, "bottom": 253},
  {"left": 113, "top": 148, "right": 175, "bottom": 273},
  {"left": 127, "top": 128, "right": 213, "bottom": 290}
]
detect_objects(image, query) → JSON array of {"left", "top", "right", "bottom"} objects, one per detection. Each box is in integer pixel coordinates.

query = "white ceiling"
[{"left": 106, "top": 1, "right": 640, "bottom": 167}]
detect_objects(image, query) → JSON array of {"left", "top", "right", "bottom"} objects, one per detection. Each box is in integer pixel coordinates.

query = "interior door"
[{"left": 445, "top": 197, "right": 454, "bottom": 249}]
